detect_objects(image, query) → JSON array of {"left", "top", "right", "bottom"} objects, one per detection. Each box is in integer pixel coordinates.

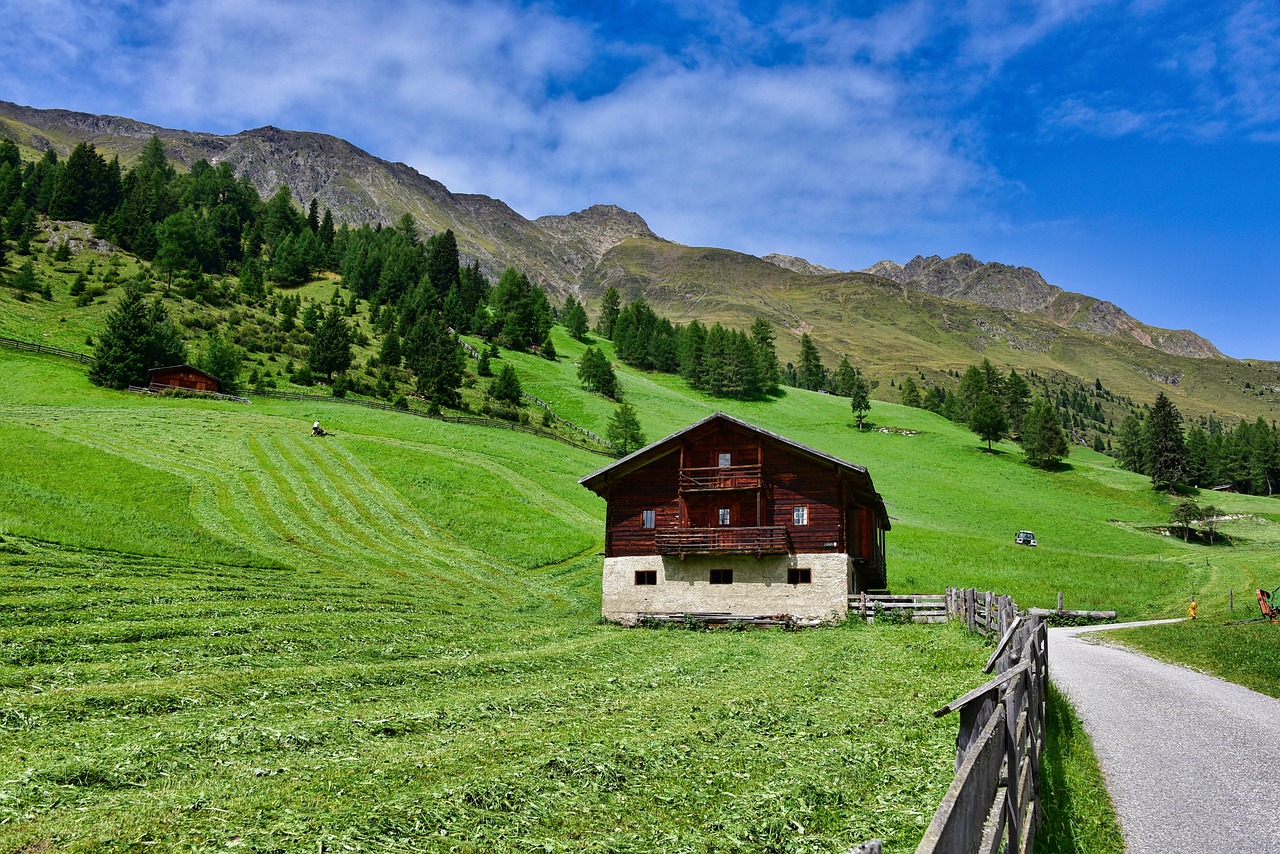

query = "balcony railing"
[
  {"left": 655, "top": 526, "right": 791, "bottom": 556},
  {"left": 679, "top": 464, "right": 762, "bottom": 491}
]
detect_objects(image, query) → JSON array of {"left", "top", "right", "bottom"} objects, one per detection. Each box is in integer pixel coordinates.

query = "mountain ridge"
[{"left": 4, "top": 99, "right": 1278, "bottom": 425}]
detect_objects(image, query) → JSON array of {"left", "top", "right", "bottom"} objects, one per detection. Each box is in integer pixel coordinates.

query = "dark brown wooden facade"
[
  {"left": 147, "top": 364, "right": 223, "bottom": 394},
  {"left": 580, "top": 413, "right": 889, "bottom": 585}
]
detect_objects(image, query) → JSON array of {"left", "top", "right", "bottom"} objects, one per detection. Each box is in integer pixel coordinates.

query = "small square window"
[
  {"left": 642, "top": 509, "right": 656, "bottom": 528},
  {"left": 710, "top": 569, "right": 733, "bottom": 585},
  {"left": 635, "top": 570, "right": 657, "bottom": 585},
  {"left": 788, "top": 567, "right": 812, "bottom": 584},
  {"left": 792, "top": 506, "right": 808, "bottom": 526},
  {"left": 718, "top": 508, "right": 731, "bottom": 526},
  {"left": 718, "top": 452, "right": 732, "bottom": 467}
]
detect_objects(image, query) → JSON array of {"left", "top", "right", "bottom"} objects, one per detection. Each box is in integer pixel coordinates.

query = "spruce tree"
[
  {"left": 849, "top": 371, "right": 872, "bottom": 430},
  {"left": 308, "top": 306, "right": 353, "bottom": 381},
  {"left": 490, "top": 363, "right": 522, "bottom": 404},
  {"left": 578, "top": 346, "right": 619, "bottom": 399},
  {"left": 561, "top": 294, "right": 589, "bottom": 340},
  {"left": 899, "top": 377, "right": 922, "bottom": 407},
  {"left": 90, "top": 287, "right": 186, "bottom": 389},
  {"left": 607, "top": 402, "right": 646, "bottom": 454},
  {"left": 1020, "top": 398, "right": 1068, "bottom": 468},
  {"left": 750, "top": 317, "right": 781, "bottom": 394},
  {"left": 796, "top": 333, "right": 826, "bottom": 390},
  {"left": 595, "top": 286, "right": 621, "bottom": 338},
  {"left": 1147, "top": 391, "right": 1187, "bottom": 491},
  {"left": 970, "top": 390, "right": 1008, "bottom": 451}
]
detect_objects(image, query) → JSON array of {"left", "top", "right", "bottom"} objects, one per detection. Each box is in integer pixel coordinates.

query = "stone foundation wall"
[{"left": 601, "top": 553, "right": 851, "bottom": 625}]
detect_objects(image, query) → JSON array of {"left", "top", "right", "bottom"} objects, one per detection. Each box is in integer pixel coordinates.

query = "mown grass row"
[{"left": 3, "top": 343, "right": 1279, "bottom": 851}]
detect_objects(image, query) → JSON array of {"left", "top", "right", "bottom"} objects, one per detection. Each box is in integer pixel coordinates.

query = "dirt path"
[{"left": 1048, "top": 621, "right": 1280, "bottom": 853}]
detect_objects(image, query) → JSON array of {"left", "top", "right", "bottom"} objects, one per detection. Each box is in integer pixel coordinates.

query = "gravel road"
[{"left": 1048, "top": 621, "right": 1280, "bottom": 853}]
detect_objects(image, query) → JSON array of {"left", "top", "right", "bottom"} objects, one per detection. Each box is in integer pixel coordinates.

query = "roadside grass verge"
[
  {"left": 1035, "top": 683, "right": 1126, "bottom": 853},
  {"left": 1102, "top": 620, "right": 1280, "bottom": 699}
]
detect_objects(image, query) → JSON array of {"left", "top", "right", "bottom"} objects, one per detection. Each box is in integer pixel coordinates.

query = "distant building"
[
  {"left": 579, "top": 412, "right": 889, "bottom": 625},
  {"left": 147, "top": 364, "right": 223, "bottom": 394}
]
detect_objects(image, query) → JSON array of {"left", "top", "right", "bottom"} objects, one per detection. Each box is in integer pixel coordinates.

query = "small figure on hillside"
[
  {"left": 1188, "top": 598, "right": 1198, "bottom": 620},
  {"left": 312, "top": 421, "right": 325, "bottom": 437}
]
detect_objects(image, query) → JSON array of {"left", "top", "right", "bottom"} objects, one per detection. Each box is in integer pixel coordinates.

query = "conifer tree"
[
  {"left": 405, "top": 311, "right": 463, "bottom": 409},
  {"left": 379, "top": 327, "right": 402, "bottom": 368},
  {"left": 849, "top": 370, "right": 872, "bottom": 430},
  {"left": 561, "top": 294, "right": 589, "bottom": 340},
  {"left": 750, "top": 317, "right": 781, "bottom": 394},
  {"left": 490, "top": 363, "right": 522, "bottom": 405},
  {"left": 607, "top": 401, "right": 646, "bottom": 454},
  {"left": 796, "top": 333, "right": 826, "bottom": 390},
  {"left": 899, "top": 377, "right": 922, "bottom": 408},
  {"left": 1147, "top": 392, "right": 1187, "bottom": 491},
  {"left": 307, "top": 306, "right": 353, "bottom": 381},
  {"left": 970, "top": 390, "right": 1008, "bottom": 450},
  {"left": 1020, "top": 398, "right": 1068, "bottom": 468},
  {"left": 578, "top": 346, "right": 619, "bottom": 399},
  {"left": 89, "top": 286, "right": 186, "bottom": 389},
  {"left": 1005, "top": 369, "right": 1031, "bottom": 434},
  {"left": 595, "top": 286, "right": 621, "bottom": 338},
  {"left": 196, "top": 331, "right": 245, "bottom": 392}
]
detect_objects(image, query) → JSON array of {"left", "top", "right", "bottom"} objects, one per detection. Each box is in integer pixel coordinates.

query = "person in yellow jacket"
[{"left": 1188, "top": 598, "right": 1198, "bottom": 619}]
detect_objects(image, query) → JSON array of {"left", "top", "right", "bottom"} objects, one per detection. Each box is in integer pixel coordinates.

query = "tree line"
[{"left": 1116, "top": 394, "right": 1280, "bottom": 495}]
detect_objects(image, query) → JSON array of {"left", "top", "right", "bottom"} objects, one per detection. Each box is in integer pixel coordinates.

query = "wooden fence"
[
  {"left": 914, "top": 588, "right": 1048, "bottom": 854},
  {"left": 249, "top": 388, "right": 621, "bottom": 458},
  {"left": 849, "top": 592, "right": 947, "bottom": 623},
  {"left": 0, "top": 335, "right": 94, "bottom": 365}
]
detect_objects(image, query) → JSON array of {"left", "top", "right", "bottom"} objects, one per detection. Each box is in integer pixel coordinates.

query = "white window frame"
[
  {"left": 642, "top": 509, "right": 656, "bottom": 529},
  {"left": 718, "top": 507, "right": 731, "bottom": 526},
  {"left": 718, "top": 452, "right": 732, "bottom": 467},
  {"left": 793, "top": 505, "right": 809, "bottom": 526}
]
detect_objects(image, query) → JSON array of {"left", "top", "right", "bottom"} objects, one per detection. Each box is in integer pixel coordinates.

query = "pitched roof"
[
  {"left": 148, "top": 364, "right": 224, "bottom": 385},
  {"left": 579, "top": 411, "right": 889, "bottom": 529}
]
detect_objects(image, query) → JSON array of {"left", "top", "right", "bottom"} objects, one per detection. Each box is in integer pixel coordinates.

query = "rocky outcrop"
[
  {"left": 861, "top": 252, "right": 1222, "bottom": 359},
  {"left": 762, "top": 254, "right": 840, "bottom": 275}
]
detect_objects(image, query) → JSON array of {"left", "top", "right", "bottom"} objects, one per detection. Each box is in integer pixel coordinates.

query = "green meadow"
[{"left": 2, "top": 336, "right": 1279, "bottom": 851}]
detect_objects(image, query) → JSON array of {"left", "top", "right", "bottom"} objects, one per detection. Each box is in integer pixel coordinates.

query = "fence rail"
[
  {"left": 248, "top": 388, "right": 621, "bottom": 457},
  {"left": 915, "top": 588, "right": 1047, "bottom": 854},
  {"left": 849, "top": 592, "right": 947, "bottom": 623},
  {"left": 0, "top": 335, "right": 94, "bottom": 365}
]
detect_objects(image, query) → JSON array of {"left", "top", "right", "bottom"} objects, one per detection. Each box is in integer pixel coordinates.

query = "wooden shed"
[
  {"left": 579, "top": 412, "right": 889, "bottom": 625},
  {"left": 147, "top": 364, "right": 223, "bottom": 394}
]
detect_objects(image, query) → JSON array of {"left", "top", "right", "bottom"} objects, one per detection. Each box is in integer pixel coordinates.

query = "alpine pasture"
[{"left": 3, "top": 335, "right": 1280, "bottom": 851}]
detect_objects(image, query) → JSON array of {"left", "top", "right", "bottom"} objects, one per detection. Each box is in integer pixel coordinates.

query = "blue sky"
[{"left": 2, "top": 0, "right": 1278, "bottom": 358}]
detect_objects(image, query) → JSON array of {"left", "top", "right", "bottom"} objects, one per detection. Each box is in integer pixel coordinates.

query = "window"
[
  {"left": 718, "top": 452, "right": 732, "bottom": 467},
  {"left": 710, "top": 569, "right": 733, "bottom": 585},
  {"left": 792, "top": 505, "right": 809, "bottom": 526},
  {"left": 635, "top": 570, "right": 657, "bottom": 585},
  {"left": 718, "top": 508, "right": 731, "bottom": 526},
  {"left": 788, "top": 567, "right": 812, "bottom": 585},
  {"left": 642, "top": 509, "right": 656, "bottom": 529}
]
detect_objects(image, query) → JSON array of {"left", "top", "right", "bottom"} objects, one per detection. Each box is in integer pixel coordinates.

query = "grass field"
[{"left": 3, "top": 338, "right": 1279, "bottom": 851}]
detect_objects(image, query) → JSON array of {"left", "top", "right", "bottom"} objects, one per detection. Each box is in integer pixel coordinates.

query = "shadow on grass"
[{"left": 1034, "top": 682, "right": 1125, "bottom": 854}]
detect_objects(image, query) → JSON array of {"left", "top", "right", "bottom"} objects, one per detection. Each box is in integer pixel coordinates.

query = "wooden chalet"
[
  {"left": 147, "top": 364, "right": 223, "bottom": 394},
  {"left": 579, "top": 412, "right": 889, "bottom": 625}
]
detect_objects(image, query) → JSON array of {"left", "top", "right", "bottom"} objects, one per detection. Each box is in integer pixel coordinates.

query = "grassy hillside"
[
  {"left": 4, "top": 341, "right": 1279, "bottom": 850},
  {"left": 580, "top": 239, "right": 1280, "bottom": 424},
  {"left": 0, "top": 350, "right": 997, "bottom": 852}
]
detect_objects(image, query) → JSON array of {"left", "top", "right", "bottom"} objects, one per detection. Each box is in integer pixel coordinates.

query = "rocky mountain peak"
[
  {"left": 762, "top": 254, "right": 840, "bottom": 275},
  {"left": 535, "top": 205, "right": 661, "bottom": 262}
]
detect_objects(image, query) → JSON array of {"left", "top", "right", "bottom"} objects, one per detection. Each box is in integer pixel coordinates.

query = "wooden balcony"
[
  {"left": 679, "top": 464, "right": 762, "bottom": 492},
  {"left": 655, "top": 526, "right": 791, "bottom": 556}
]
